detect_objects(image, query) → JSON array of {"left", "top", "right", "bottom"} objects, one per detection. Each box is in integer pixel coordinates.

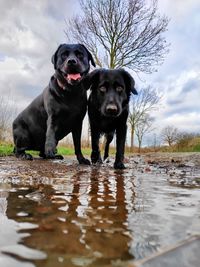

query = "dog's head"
[
  {"left": 51, "top": 44, "right": 96, "bottom": 86},
  {"left": 88, "top": 68, "right": 137, "bottom": 117}
]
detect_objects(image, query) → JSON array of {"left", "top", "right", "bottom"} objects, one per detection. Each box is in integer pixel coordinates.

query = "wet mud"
[{"left": 0, "top": 153, "right": 200, "bottom": 267}]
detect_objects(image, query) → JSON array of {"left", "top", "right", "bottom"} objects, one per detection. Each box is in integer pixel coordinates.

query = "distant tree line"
[{"left": 160, "top": 125, "right": 200, "bottom": 151}]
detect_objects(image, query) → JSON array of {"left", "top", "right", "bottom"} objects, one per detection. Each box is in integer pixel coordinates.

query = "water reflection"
[
  {"left": 0, "top": 190, "right": 45, "bottom": 267},
  {"left": 3, "top": 166, "right": 136, "bottom": 267},
  {"left": 1, "top": 157, "right": 200, "bottom": 267}
]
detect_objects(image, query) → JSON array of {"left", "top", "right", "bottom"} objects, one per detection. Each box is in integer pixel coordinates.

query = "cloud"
[
  {"left": 181, "top": 76, "right": 200, "bottom": 94},
  {"left": 0, "top": 0, "right": 79, "bottom": 113},
  {"left": 140, "top": 0, "right": 200, "bottom": 135},
  {"left": 158, "top": 0, "right": 200, "bottom": 19},
  {"left": 0, "top": 0, "right": 79, "bottom": 60},
  {"left": 164, "top": 112, "right": 200, "bottom": 133},
  {"left": 149, "top": 70, "right": 200, "bottom": 134},
  {"left": 154, "top": 0, "right": 200, "bottom": 79}
]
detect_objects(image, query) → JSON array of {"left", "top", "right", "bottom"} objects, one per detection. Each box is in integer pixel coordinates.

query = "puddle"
[{"left": 0, "top": 154, "right": 200, "bottom": 266}]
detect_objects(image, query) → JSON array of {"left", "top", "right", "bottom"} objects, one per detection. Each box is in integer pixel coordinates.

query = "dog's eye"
[
  {"left": 99, "top": 86, "right": 107, "bottom": 93},
  {"left": 61, "top": 52, "right": 69, "bottom": 59},
  {"left": 76, "top": 52, "right": 84, "bottom": 59},
  {"left": 116, "top": 86, "right": 124, "bottom": 93}
]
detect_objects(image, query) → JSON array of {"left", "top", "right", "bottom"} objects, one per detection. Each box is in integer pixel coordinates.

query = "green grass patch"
[
  {"left": 0, "top": 143, "right": 92, "bottom": 157},
  {"left": 0, "top": 143, "right": 14, "bottom": 156},
  {"left": 57, "top": 147, "right": 91, "bottom": 156},
  {"left": 192, "top": 144, "right": 200, "bottom": 152},
  {"left": 1, "top": 141, "right": 200, "bottom": 157}
]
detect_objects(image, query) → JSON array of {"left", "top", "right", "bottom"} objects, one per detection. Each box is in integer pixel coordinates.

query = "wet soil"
[{"left": 0, "top": 153, "right": 200, "bottom": 267}]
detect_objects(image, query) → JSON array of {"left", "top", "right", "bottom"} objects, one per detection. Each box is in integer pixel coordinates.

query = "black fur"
[
  {"left": 87, "top": 68, "right": 137, "bottom": 169},
  {"left": 13, "top": 44, "right": 95, "bottom": 163}
]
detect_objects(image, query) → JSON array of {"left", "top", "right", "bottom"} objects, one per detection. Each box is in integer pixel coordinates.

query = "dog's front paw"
[
  {"left": 55, "top": 154, "right": 64, "bottom": 160},
  {"left": 91, "top": 151, "right": 102, "bottom": 164},
  {"left": 78, "top": 157, "right": 91, "bottom": 165},
  {"left": 114, "top": 161, "right": 126, "bottom": 169},
  {"left": 45, "top": 150, "right": 56, "bottom": 159},
  {"left": 16, "top": 152, "right": 33, "bottom": 160},
  {"left": 22, "top": 153, "right": 33, "bottom": 160}
]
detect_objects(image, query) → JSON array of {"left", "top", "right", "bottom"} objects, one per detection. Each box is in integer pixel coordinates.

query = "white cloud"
[
  {"left": 0, "top": 0, "right": 79, "bottom": 113},
  {"left": 137, "top": 0, "right": 200, "bottom": 137},
  {"left": 158, "top": 0, "right": 200, "bottom": 19},
  {"left": 148, "top": 69, "right": 200, "bottom": 134},
  {"left": 164, "top": 112, "right": 200, "bottom": 132}
]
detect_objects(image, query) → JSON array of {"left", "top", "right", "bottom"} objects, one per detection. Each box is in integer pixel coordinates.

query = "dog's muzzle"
[{"left": 105, "top": 104, "right": 118, "bottom": 116}]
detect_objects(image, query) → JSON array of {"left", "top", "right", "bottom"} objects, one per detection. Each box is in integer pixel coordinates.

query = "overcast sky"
[{"left": 0, "top": 0, "right": 200, "bottom": 144}]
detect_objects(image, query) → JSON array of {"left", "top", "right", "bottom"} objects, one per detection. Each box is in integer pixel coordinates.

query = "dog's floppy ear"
[
  {"left": 79, "top": 44, "right": 96, "bottom": 67},
  {"left": 51, "top": 44, "right": 64, "bottom": 69},
  {"left": 83, "top": 69, "right": 100, "bottom": 90},
  {"left": 119, "top": 69, "right": 137, "bottom": 95}
]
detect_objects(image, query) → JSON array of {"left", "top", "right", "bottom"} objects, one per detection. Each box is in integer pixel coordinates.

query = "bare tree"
[
  {"left": 152, "top": 132, "right": 161, "bottom": 151},
  {"left": 87, "top": 117, "right": 91, "bottom": 147},
  {"left": 66, "top": 0, "right": 169, "bottom": 73},
  {"left": 135, "top": 114, "right": 154, "bottom": 152},
  {"left": 128, "top": 86, "right": 161, "bottom": 151},
  {"left": 0, "top": 95, "right": 15, "bottom": 141},
  {"left": 161, "top": 125, "right": 179, "bottom": 147}
]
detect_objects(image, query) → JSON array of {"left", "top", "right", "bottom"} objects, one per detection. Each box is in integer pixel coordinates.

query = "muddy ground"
[
  {"left": 0, "top": 153, "right": 200, "bottom": 267},
  {"left": 1, "top": 152, "right": 200, "bottom": 187}
]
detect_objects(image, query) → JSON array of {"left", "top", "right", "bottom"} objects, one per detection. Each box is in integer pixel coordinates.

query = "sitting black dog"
[
  {"left": 87, "top": 68, "right": 137, "bottom": 169},
  {"left": 13, "top": 44, "right": 95, "bottom": 164}
]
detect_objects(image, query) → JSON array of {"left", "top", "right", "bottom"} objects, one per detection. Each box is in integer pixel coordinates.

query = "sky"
[{"left": 0, "top": 0, "right": 200, "bottom": 145}]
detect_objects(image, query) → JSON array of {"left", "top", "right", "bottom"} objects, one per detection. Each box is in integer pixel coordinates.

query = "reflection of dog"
[
  {"left": 13, "top": 44, "right": 95, "bottom": 164},
  {"left": 87, "top": 69, "right": 137, "bottom": 169}
]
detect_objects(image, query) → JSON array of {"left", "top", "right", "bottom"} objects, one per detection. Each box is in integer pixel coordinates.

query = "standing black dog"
[
  {"left": 13, "top": 44, "right": 95, "bottom": 164},
  {"left": 87, "top": 68, "right": 137, "bottom": 169}
]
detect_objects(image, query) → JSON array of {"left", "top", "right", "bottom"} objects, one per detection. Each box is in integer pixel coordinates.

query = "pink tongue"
[{"left": 67, "top": 73, "right": 81, "bottom": 80}]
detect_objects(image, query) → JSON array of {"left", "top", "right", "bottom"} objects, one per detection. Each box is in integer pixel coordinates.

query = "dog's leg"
[
  {"left": 14, "top": 147, "right": 33, "bottom": 160},
  {"left": 91, "top": 129, "right": 102, "bottom": 164},
  {"left": 13, "top": 127, "right": 33, "bottom": 160},
  {"left": 103, "top": 132, "right": 114, "bottom": 161},
  {"left": 54, "top": 147, "right": 64, "bottom": 160},
  {"left": 72, "top": 123, "right": 90, "bottom": 165},
  {"left": 39, "top": 150, "right": 46, "bottom": 158},
  {"left": 114, "top": 124, "right": 127, "bottom": 169},
  {"left": 45, "top": 117, "right": 58, "bottom": 159}
]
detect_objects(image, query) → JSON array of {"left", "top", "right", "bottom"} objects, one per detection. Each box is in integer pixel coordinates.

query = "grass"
[
  {"left": 0, "top": 142, "right": 92, "bottom": 157},
  {"left": 192, "top": 144, "right": 200, "bottom": 152},
  {"left": 0, "top": 143, "right": 14, "bottom": 156},
  {"left": 57, "top": 146, "right": 91, "bottom": 156},
  {"left": 2, "top": 141, "right": 200, "bottom": 157}
]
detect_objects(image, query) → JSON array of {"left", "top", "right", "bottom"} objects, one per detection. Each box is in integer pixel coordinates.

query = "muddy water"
[{"left": 0, "top": 154, "right": 200, "bottom": 267}]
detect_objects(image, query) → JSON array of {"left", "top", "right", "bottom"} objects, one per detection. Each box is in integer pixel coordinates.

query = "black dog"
[
  {"left": 13, "top": 44, "right": 95, "bottom": 164},
  {"left": 87, "top": 68, "right": 137, "bottom": 169}
]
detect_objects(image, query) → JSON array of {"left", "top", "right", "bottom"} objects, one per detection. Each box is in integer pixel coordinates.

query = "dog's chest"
[
  {"left": 53, "top": 95, "right": 86, "bottom": 128},
  {"left": 99, "top": 118, "right": 117, "bottom": 133},
  {"left": 57, "top": 101, "right": 85, "bottom": 120}
]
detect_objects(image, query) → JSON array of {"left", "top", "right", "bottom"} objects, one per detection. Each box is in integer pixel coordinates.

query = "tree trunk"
[
  {"left": 138, "top": 140, "right": 142, "bottom": 153},
  {"left": 130, "top": 126, "right": 134, "bottom": 152},
  {"left": 87, "top": 121, "right": 90, "bottom": 147}
]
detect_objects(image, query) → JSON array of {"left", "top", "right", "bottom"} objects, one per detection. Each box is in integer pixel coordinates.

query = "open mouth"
[{"left": 64, "top": 73, "right": 83, "bottom": 83}]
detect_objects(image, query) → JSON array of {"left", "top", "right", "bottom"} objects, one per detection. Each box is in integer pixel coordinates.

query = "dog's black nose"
[
  {"left": 106, "top": 104, "right": 118, "bottom": 115},
  {"left": 67, "top": 58, "right": 77, "bottom": 66}
]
